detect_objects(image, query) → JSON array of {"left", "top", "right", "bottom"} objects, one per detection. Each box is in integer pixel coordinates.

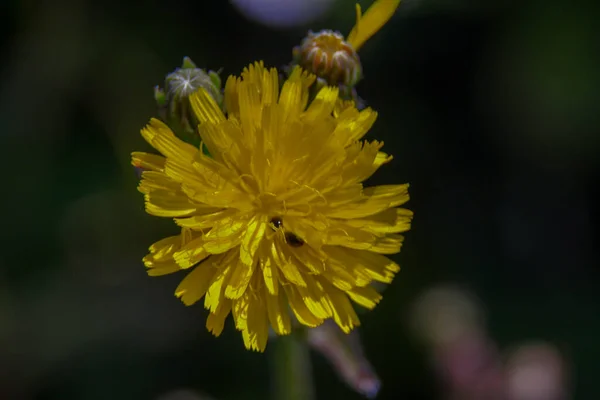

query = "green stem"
[{"left": 271, "top": 332, "right": 316, "bottom": 400}]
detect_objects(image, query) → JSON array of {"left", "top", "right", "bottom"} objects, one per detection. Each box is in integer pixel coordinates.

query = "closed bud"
[{"left": 156, "top": 57, "right": 223, "bottom": 139}]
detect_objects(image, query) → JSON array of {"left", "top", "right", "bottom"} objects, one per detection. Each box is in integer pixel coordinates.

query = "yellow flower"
[
  {"left": 292, "top": 0, "right": 401, "bottom": 87},
  {"left": 132, "top": 62, "right": 412, "bottom": 352}
]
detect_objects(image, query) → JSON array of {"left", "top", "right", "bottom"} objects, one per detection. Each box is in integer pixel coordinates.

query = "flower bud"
[
  {"left": 156, "top": 57, "right": 223, "bottom": 138},
  {"left": 290, "top": 30, "right": 363, "bottom": 104}
]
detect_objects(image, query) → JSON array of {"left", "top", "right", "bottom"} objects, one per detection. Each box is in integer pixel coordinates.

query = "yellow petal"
[
  {"left": 238, "top": 79, "right": 262, "bottom": 135},
  {"left": 206, "top": 298, "right": 232, "bottom": 336},
  {"left": 131, "top": 152, "right": 165, "bottom": 172},
  {"left": 302, "top": 86, "right": 339, "bottom": 124},
  {"left": 260, "top": 66, "right": 280, "bottom": 106},
  {"left": 339, "top": 248, "right": 400, "bottom": 284},
  {"left": 346, "top": 0, "right": 401, "bottom": 52},
  {"left": 325, "top": 222, "right": 379, "bottom": 251},
  {"left": 289, "top": 245, "right": 326, "bottom": 275},
  {"left": 340, "top": 141, "right": 389, "bottom": 185},
  {"left": 143, "top": 230, "right": 195, "bottom": 274},
  {"left": 261, "top": 248, "right": 280, "bottom": 295},
  {"left": 283, "top": 284, "right": 323, "bottom": 328},
  {"left": 321, "top": 281, "right": 361, "bottom": 333},
  {"left": 145, "top": 261, "right": 181, "bottom": 276},
  {"left": 224, "top": 76, "right": 240, "bottom": 118},
  {"left": 333, "top": 106, "right": 377, "bottom": 146},
  {"left": 325, "top": 184, "right": 410, "bottom": 219},
  {"left": 278, "top": 76, "right": 304, "bottom": 122},
  {"left": 225, "top": 258, "right": 254, "bottom": 300},
  {"left": 203, "top": 215, "right": 250, "bottom": 254},
  {"left": 344, "top": 208, "right": 413, "bottom": 233},
  {"left": 327, "top": 254, "right": 372, "bottom": 289},
  {"left": 347, "top": 285, "right": 382, "bottom": 309},
  {"left": 163, "top": 158, "right": 205, "bottom": 189},
  {"left": 175, "top": 261, "right": 217, "bottom": 305},
  {"left": 272, "top": 241, "right": 306, "bottom": 287},
  {"left": 147, "top": 235, "right": 180, "bottom": 261},
  {"left": 239, "top": 215, "right": 268, "bottom": 267},
  {"left": 189, "top": 87, "right": 226, "bottom": 126},
  {"left": 141, "top": 118, "right": 197, "bottom": 163},
  {"left": 367, "top": 234, "right": 405, "bottom": 254},
  {"left": 297, "top": 274, "right": 332, "bottom": 319},
  {"left": 175, "top": 209, "right": 236, "bottom": 230},
  {"left": 204, "top": 252, "right": 236, "bottom": 313},
  {"left": 264, "top": 285, "right": 291, "bottom": 335},
  {"left": 173, "top": 236, "right": 209, "bottom": 268},
  {"left": 144, "top": 190, "right": 200, "bottom": 217},
  {"left": 333, "top": 99, "right": 356, "bottom": 118},
  {"left": 232, "top": 290, "right": 250, "bottom": 331},
  {"left": 244, "top": 293, "right": 269, "bottom": 352},
  {"left": 138, "top": 171, "right": 181, "bottom": 194}
]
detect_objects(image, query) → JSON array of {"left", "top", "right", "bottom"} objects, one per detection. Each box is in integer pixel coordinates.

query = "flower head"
[
  {"left": 154, "top": 57, "right": 223, "bottom": 136},
  {"left": 292, "top": 0, "right": 400, "bottom": 89},
  {"left": 132, "top": 61, "right": 412, "bottom": 352}
]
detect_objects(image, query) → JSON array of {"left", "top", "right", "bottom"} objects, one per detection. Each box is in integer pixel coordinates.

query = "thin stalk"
[{"left": 271, "top": 332, "right": 316, "bottom": 400}]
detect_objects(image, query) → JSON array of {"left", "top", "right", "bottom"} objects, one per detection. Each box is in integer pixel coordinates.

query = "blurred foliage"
[{"left": 1, "top": 0, "right": 599, "bottom": 399}]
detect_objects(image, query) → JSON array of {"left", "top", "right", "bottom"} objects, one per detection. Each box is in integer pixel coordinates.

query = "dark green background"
[{"left": 1, "top": 0, "right": 599, "bottom": 398}]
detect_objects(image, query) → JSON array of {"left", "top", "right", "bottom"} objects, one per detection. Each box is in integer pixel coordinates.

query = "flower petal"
[
  {"left": 203, "top": 215, "right": 250, "bottom": 254},
  {"left": 325, "top": 184, "right": 410, "bottom": 219},
  {"left": 145, "top": 262, "right": 180, "bottom": 276},
  {"left": 225, "top": 215, "right": 267, "bottom": 299},
  {"left": 347, "top": 285, "right": 383, "bottom": 310},
  {"left": 204, "top": 252, "right": 236, "bottom": 313},
  {"left": 283, "top": 284, "right": 323, "bottom": 328},
  {"left": 131, "top": 152, "right": 165, "bottom": 172},
  {"left": 206, "top": 298, "right": 232, "bottom": 336},
  {"left": 244, "top": 292, "right": 269, "bottom": 352},
  {"left": 273, "top": 240, "right": 307, "bottom": 287},
  {"left": 333, "top": 107, "right": 378, "bottom": 146},
  {"left": 297, "top": 274, "right": 333, "bottom": 319},
  {"left": 144, "top": 190, "right": 200, "bottom": 217},
  {"left": 189, "top": 87, "right": 226, "bottom": 126},
  {"left": 141, "top": 118, "right": 197, "bottom": 163},
  {"left": 346, "top": 0, "right": 401, "bottom": 52},
  {"left": 265, "top": 285, "right": 291, "bottom": 335},
  {"left": 173, "top": 236, "right": 209, "bottom": 268},
  {"left": 138, "top": 171, "right": 181, "bottom": 194},
  {"left": 261, "top": 245, "right": 280, "bottom": 295},
  {"left": 333, "top": 248, "right": 400, "bottom": 284},
  {"left": 344, "top": 207, "right": 413, "bottom": 233},
  {"left": 175, "top": 261, "right": 217, "bottom": 305},
  {"left": 321, "top": 281, "right": 361, "bottom": 333}
]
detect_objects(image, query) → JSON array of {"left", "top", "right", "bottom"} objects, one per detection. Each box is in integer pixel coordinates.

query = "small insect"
[
  {"left": 285, "top": 232, "right": 305, "bottom": 247},
  {"left": 270, "top": 217, "right": 283, "bottom": 230},
  {"left": 270, "top": 217, "right": 305, "bottom": 247}
]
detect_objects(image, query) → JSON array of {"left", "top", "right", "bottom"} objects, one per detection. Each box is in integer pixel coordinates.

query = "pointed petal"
[
  {"left": 321, "top": 281, "right": 361, "bottom": 333},
  {"left": 175, "top": 261, "right": 218, "bottom": 305},
  {"left": 204, "top": 252, "right": 236, "bottom": 312},
  {"left": 283, "top": 284, "right": 323, "bottom": 328},
  {"left": 260, "top": 244, "right": 279, "bottom": 295},
  {"left": 265, "top": 285, "right": 291, "bottom": 335},
  {"left": 346, "top": 0, "right": 401, "bottom": 51},
  {"left": 325, "top": 184, "right": 410, "bottom": 219},
  {"left": 131, "top": 152, "right": 165, "bottom": 172},
  {"left": 206, "top": 298, "right": 232, "bottom": 337},
  {"left": 347, "top": 285, "right": 383, "bottom": 309},
  {"left": 141, "top": 118, "right": 197, "bottom": 163}
]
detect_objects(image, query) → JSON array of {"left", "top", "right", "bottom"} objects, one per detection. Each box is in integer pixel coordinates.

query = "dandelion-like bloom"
[
  {"left": 132, "top": 62, "right": 412, "bottom": 351},
  {"left": 293, "top": 0, "right": 400, "bottom": 88}
]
